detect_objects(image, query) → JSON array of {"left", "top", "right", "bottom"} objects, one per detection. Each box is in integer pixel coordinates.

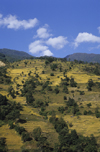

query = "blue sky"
[{"left": 0, "top": 0, "right": 100, "bottom": 58}]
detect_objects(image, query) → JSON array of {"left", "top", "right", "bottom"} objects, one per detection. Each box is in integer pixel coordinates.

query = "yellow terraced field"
[
  {"left": 1, "top": 59, "right": 100, "bottom": 151},
  {"left": 0, "top": 125, "right": 23, "bottom": 150}
]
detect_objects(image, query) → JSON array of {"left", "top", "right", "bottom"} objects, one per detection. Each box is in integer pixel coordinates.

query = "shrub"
[
  {"left": 70, "top": 77, "right": 77, "bottom": 87},
  {"left": 33, "top": 127, "right": 42, "bottom": 141},
  {"left": 88, "top": 110, "right": 93, "bottom": 115},
  {"left": 0, "top": 137, "right": 7, "bottom": 152},
  {"left": 8, "top": 121, "right": 15, "bottom": 129},
  {"left": 87, "top": 79, "right": 94, "bottom": 91},
  {"left": 80, "top": 91, "right": 85, "bottom": 95},
  {"left": 58, "top": 106, "right": 65, "bottom": 114},
  {"left": 87, "top": 103, "right": 92, "bottom": 108},
  {"left": 50, "top": 73, "right": 54, "bottom": 76},
  {"left": 96, "top": 113, "right": 100, "bottom": 118},
  {"left": 64, "top": 96, "right": 67, "bottom": 100},
  {"left": 26, "top": 92, "right": 34, "bottom": 104},
  {"left": 50, "top": 63, "right": 58, "bottom": 71},
  {"left": 76, "top": 111, "right": 82, "bottom": 115},
  {"left": 21, "top": 132, "right": 31, "bottom": 142},
  {"left": 42, "top": 70, "right": 45, "bottom": 74},
  {"left": 15, "top": 125, "right": 26, "bottom": 135},
  {"left": 84, "top": 110, "right": 88, "bottom": 115},
  {"left": 63, "top": 85, "right": 69, "bottom": 94},
  {"left": 54, "top": 86, "right": 59, "bottom": 94},
  {"left": 47, "top": 86, "right": 52, "bottom": 91},
  {"left": 69, "top": 122, "right": 73, "bottom": 127}
]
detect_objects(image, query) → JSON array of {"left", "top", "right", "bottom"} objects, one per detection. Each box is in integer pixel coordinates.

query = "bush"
[
  {"left": 88, "top": 110, "right": 93, "bottom": 115},
  {"left": 21, "top": 132, "right": 31, "bottom": 142},
  {"left": 33, "top": 127, "right": 42, "bottom": 141},
  {"left": 76, "top": 111, "right": 82, "bottom": 115},
  {"left": 42, "top": 70, "right": 45, "bottom": 74},
  {"left": 50, "top": 73, "right": 54, "bottom": 76},
  {"left": 80, "top": 91, "right": 85, "bottom": 95},
  {"left": 87, "top": 103, "right": 92, "bottom": 108},
  {"left": 69, "top": 122, "right": 73, "bottom": 127},
  {"left": 87, "top": 79, "right": 94, "bottom": 91},
  {"left": 26, "top": 92, "right": 34, "bottom": 104},
  {"left": 64, "top": 96, "right": 67, "bottom": 100},
  {"left": 34, "top": 99, "right": 44, "bottom": 108},
  {"left": 0, "top": 94, "right": 8, "bottom": 105},
  {"left": 15, "top": 125, "right": 26, "bottom": 135},
  {"left": 58, "top": 106, "right": 65, "bottom": 114},
  {"left": 63, "top": 85, "right": 69, "bottom": 94},
  {"left": 84, "top": 110, "right": 88, "bottom": 115},
  {"left": 70, "top": 77, "right": 77, "bottom": 87},
  {"left": 42, "top": 81, "right": 49, "bottom": 90},
  {"left": 8, "top": 121, "right": 15, "bottom": 129},
  {"left": 96, "top": 113, "right": 100, "bottom": 118},
  {"left": 47, "top": 86, "right": 52, "bottom": 91},
  {"left": 54, "top": 86, "right": 59, "bottom": 94},
  {"left": 0, "top": 137, "right": 7, "bottom": 152},
  {"left": 50, "top": 63, "right": 58, "bottom": 71}
]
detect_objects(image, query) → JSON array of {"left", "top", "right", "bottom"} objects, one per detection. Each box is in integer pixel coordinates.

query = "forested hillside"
[
  {"left": 1, "top": 57, "right": 100, "bottom": 151},
  {"left": 65, "top": 53, "right": 100, "bottom": 63},
  {"left": 0, "top": 48, "right": 33, "bottom": 62}
]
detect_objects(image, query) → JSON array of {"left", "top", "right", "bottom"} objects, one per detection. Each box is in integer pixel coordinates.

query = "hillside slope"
[
  {"left": 65, "top": 53, "right": 100, "bottom": 63},
  {"left": 0, "top": 48, "right": 33, "bottom": 62}
]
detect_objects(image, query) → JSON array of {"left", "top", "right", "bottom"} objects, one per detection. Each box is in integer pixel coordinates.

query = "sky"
[{"left": 0, "top": 0, "right": 100, "bottom": 58}]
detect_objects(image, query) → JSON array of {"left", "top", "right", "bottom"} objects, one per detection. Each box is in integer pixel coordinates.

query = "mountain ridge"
[
  {"left": 65, "top": 52, "right": 100, "bottom": 63},
  {"left": 0, "top": 48, "right": 33, "bottom": 62}
]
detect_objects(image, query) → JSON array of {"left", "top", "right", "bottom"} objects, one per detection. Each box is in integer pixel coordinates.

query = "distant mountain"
[
  {"left": 65, "top": 53, "right": 100, "bottom": 63},
  {"left": 0, "top": 48, "right": 33, "bottom": 62}
]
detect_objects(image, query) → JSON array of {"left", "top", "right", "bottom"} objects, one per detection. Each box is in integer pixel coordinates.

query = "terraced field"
[{"left": 1, "top": 58, "right": 100, "bottom": 151}]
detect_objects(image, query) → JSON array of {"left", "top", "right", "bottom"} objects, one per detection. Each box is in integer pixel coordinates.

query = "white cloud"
[
  {"left": 74, "top": 32, "right": 100, "bottom": 47},
  {"left": 29, "top": 40, "right": 53, "bottom": 56},
  {"left": 46, "top": 36, "right": 68, "bottom": 49},
  {"left": 34, "top": 24, "right": 52, "bottom": 39},
  {"left": 41, "top": 50, "right": 53, "bottom": 56},
  {"left": 0, "top": 14, "right": 38, "bottom": 29}
]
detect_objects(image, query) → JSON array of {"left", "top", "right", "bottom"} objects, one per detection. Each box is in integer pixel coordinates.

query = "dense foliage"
[{"left": 0, "top": 94, "right": 22, "bottom": 120}]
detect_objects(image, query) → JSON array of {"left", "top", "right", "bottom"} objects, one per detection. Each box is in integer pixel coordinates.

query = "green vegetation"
[{"left": 1, "top": 57, "right": 100, "bottom": 151}]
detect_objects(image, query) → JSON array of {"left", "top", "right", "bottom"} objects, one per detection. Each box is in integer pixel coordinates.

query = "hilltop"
[
  {"left": 65, "top": 53, "right": 100, "bottom": 63},
  {"left": 0, "top": 48, "right": 33, "bottom": 62}
]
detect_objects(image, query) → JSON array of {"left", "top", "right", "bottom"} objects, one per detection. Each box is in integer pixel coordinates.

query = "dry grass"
[
  {"left": 0, "top": 124, "right": 23, "bottom": 150},
  {"left": 64, "top": 115, "right": 100, "bottom": 139}
]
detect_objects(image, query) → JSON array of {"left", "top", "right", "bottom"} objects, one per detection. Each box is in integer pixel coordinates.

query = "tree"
[
  {"left": 54, "top": 86, "right": 59, "bottom": 94},
  {"left": 26, "top": 92, "right": 34, "bottom": 104},
  {"left": 0, "top": 137, "right": 7, "bottom": 152},
  {"left": 70, "top": 77, "right": 77, "bottom": 87},
  {"left": 87, "top": 79, "right": 94, "bottom": 91},
  {"left": 33, "top": 127, "right": 42, "bottom": 141},
  {"left": 0, "top": 94, "right": 7, "bottom": 105}
]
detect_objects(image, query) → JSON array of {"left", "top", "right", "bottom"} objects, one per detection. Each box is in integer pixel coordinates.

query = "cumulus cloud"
[
  {"left": 41, "top": 50, "right": 53, "bottom": 56},
  {"left": 29, "top": 40, "right": 53, "bottom": 56},
  {"left": 36, "top": 24, "right": 52, "bottom": 39},
  {"left": 0, "top": 14, "right": 38, "bottom": 29},
  {"left": 74, "top": 32, "right": 100, "bottom": 47},
  {"left": 46, "top": 36, "right": 68, "bottom": 49}
]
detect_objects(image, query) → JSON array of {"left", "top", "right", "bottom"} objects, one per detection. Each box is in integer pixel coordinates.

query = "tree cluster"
[
  {"left": 0, "top": 94, "right": 22, "bottom": 121},
  {"left": 49, "top": 115, "right": 97, "bottom": 152}
]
